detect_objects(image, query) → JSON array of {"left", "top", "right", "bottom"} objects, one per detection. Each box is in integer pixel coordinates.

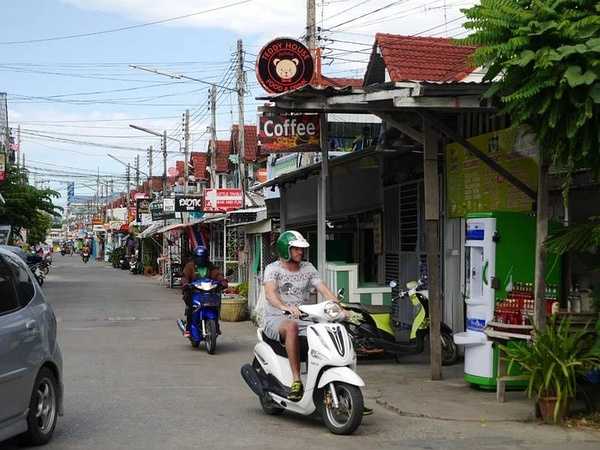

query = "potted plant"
[{"left": 501, "top": 318, "right": 600, "bottom": 423}]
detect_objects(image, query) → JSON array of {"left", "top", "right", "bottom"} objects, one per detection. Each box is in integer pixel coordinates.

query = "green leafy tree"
[
  {"left": 0, "top": 165, "right": 62, "bottom": 244},
  {"left": 460, "top": 0, "right": 600, "bottom": 172},
  {"left": 460, "top": 0, "right": 600, "bottom": 327}
]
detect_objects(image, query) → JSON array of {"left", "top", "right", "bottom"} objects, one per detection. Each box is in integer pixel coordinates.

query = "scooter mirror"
[
  {"left": 336, "top": 288, "right": 345, "bottom": 297},
  {"left": 389, "top": 280, "right": 398, "bottom": 288},
  {"left": 406, "top": 281, "right": 418, "bottom": 290}
]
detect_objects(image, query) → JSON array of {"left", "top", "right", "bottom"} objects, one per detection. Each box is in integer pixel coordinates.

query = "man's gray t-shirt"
[{"left": 262, "top": 260, "right": 322, "bottom": 339}]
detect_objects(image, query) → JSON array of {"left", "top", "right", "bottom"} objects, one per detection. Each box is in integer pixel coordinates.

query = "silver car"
[{"left": 0, "top": 247, "right": 63, "bottom": 445}]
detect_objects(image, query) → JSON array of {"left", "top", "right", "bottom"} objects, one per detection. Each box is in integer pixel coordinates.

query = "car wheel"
[{"left": 19, "top": 367, "right": 59, "bottom": 446}]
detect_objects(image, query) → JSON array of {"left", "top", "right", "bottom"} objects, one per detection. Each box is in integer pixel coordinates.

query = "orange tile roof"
[
  {"left": 320, "top": 76, "right": 363, "bottom": 88},
  {"left": 214, "top": 140, "right": 230, "bottom": 173},
  {"left": 375, "top": 33, "right": 477, "bottom": 82},
  {"left": 231, "top": 125, "right": 259, "bottom": 162}
]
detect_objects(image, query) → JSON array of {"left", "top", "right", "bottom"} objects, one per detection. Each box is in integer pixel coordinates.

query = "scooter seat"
[{"left": 261, "top": 332, "right": 308, "bottom": 363}]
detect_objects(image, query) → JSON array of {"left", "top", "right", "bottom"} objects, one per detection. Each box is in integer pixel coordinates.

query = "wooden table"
[{"left": 484, "top": 322, "right": 532, "bottom": 403}]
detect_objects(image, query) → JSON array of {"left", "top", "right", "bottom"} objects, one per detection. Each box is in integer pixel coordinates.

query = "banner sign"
[
  {"left": 259, "top": 114, "right": 320, "bottom": 153},
  {"left": 256, "top": 38, "right": 314, "bottom": 94},
  {"left": 136, "top": 198, "right": 151, "bottom": 222},
  {"left": 203, "top": 189, "right": 243, "bottom": 212},
  {"left": 163, "top": 198, "right": 175, "bottom": 213},
  {"left": 150, "top": 200, "right": 175, "bottom": 221},
  {"left": 175, "top": 195, "right": 204, "bottom": 212},
  {"left": 0, "top": 153, "right": 5, "bottom": 182}
]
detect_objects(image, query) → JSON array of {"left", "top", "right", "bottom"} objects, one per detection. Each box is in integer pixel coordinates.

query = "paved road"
[{"left": 2, "top": 256, "right": 599, "bottom": 449}]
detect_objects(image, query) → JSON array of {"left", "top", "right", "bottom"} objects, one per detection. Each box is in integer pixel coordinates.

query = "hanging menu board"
[{"left": 446, "top": 127, "right": 538, "bottom": 218}]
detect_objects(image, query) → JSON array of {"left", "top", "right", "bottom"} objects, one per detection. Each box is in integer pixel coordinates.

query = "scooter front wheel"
[
  {"left": 321, "top": 382, "right": 363, "bottom": 435},
  {"left": 205, "top": 319, "right": 217, "bottom": 354}
]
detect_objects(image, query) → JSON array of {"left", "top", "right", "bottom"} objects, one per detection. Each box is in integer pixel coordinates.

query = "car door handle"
[{"left": 25, "top": 320, "right": 39, "bottom": 333}]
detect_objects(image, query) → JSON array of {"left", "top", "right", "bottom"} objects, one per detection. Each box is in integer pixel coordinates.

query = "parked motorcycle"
[
  {"left": 241, "top": 300, "right": 366, "bottom": 435},
  {"left": 28, "top": 263, "right": 45, "bottom": 286},
  {"left": 342, "top": 279, "right": 459, "bottom": 366},
  {"left": 176, "top": 277, "right": 223, "bottom": 354},
  {"left": 129, "top": 251, "right": 143, "bottom": 274}
]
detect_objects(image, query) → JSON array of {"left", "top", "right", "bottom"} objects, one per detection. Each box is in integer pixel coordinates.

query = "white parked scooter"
[{"left": 241, "top": 299, "right": 365, "bottom": 435}]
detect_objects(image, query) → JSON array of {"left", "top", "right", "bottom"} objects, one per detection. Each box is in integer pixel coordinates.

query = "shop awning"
[
  {"left": 228, "top": 218, "right": 272, "bottom": 234},
  {"left": 138, "top": 222, "right": 163, "bottom": 239},
  {"left": 155, "top": 219, "right": 203, "bottom": 235}
]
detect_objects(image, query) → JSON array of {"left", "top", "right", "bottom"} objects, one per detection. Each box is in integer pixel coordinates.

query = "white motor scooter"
[{"left": 241, "top": 300, "right": 365, "bottom": 435}]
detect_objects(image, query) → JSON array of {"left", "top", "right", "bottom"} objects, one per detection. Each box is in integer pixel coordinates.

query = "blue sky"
[{"left": 0, "top": 0, "right": 472, "bottom": 205}]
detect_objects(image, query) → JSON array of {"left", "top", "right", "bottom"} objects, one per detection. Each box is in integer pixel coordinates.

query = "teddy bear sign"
[{"left": 256, "top": 38, "right": 315, "bottom": 94}]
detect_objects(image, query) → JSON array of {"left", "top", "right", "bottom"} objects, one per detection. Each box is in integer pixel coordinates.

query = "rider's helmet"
[
  {"left": 276, "top": 230, "right": 310, "bottom": 261},
  {"left": 193, "top": 245, "right": 209, "bottom": 267}
]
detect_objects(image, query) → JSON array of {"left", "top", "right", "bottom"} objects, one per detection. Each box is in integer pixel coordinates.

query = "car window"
[
  {"left": 3, "top": 253, "right": 36, "bottom": 306},
  {"left": 0, "top": 258, "right": 20, "bottom": 314}
]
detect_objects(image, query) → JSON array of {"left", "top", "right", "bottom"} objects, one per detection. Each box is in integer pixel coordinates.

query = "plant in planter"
[{"left": 501, "top": 318, "right": 600, "bottom": 423}]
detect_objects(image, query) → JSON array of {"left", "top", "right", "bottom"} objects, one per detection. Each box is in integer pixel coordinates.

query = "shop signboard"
[
  {"left": 163, "top": 198, "right": 175, "bottom": 213},
  {"left": 203, "top": 188, "right": 243, "bottom": 212},
  {"left": 0, "top": 224, "right": 10, "bottom": 245},
  {"left": 150, "top": 200, "right": 175, "bottom": 221},
  {"left": 446, "top": 126, "right": 538, "bottom": 218},
  {"left": 0, "top": 152, "right": 5, "bottom": 182},
  {"left": 256, "top": 38, "right": 314, "bottom": 94},
  {"left": 175, "top": 195, "right": 203, "bottom": 212},
  {"left": 259, "top": 114, "right": 320, "bottom": 153},
  {"left": 136, "top": 198, "right": 151, "bottom": 222}
]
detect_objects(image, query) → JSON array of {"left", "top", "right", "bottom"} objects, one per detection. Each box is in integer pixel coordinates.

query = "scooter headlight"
[{"left": 324, "top": 302, "right": 343, "bottom": 321}]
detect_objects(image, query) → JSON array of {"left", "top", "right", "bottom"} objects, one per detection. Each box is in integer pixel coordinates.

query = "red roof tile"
[
  {"left": 320, "top": 76, "right": 363, "bottom": 88},
  {"left": 231, "top": 125, "right": 259, "bottom": 162},
  {"left": 190, "top": 152, "right": 208, "bottom": 180},
  {"left": 175, "top": 160, "right": 184, "bottom": 177},
  {"left": 375, "top": 33, "right": 477, "bottom": 82},
  {"left": 214, "top": 140, "right": 230, "bottom": 173}
]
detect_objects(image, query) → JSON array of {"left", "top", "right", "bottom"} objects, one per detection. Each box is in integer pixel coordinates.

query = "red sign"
[
  {"left": 203, "top": 188, "right": 243, "bottom": 212},
  {"left": 259, "top": 114, "right": 320, "bottom": 153},
  {"left": 256, "top": 38, "right": 314, "bottom": 94}
]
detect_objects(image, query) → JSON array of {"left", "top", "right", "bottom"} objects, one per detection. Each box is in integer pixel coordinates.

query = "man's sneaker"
[
  {"left": 363, "top": 406, "right": 374, "bottom": 416},
  {"left": 288, "top": 381, "right": 304, "bottom": 402}
]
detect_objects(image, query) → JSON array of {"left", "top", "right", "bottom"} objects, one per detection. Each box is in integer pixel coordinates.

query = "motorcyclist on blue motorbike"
[{"left": 181, "top": 245, "right": 228, "bottom": 337}]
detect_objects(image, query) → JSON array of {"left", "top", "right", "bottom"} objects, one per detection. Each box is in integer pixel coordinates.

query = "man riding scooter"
[
  {"left": 181, "top": 245, "right": 227, "bottom": 338},
  {"left": 263, "top": 230, "right": 373, "bottom": 414}
]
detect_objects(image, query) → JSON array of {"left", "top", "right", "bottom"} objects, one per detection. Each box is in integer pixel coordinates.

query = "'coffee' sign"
[
  {"left": 256, "top": 38, "right": 314, "bottom": 94},
  {"left": 259, "top": 114, "right": 320, "bottom": 153},
  {"left": 175, "top": 195, "right": 203, "bottom": 212}
]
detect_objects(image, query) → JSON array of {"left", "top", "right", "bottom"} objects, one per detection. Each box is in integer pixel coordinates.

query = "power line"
[{"left": 0, "top": 0, "right": 255, "bottom": 45}]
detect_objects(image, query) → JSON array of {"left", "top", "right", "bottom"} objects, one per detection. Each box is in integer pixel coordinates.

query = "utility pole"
[
  {"left": 126, "top": 163, "right": 131, "bottom": 208},
  {"left": 135, "top": 154, "right": 140, "bottom": 188},
  {"left": 209, "top": 86, "right": 217, "bottom": 188},
  {"left": 148, "top": 146, "right": 153, "bottom": 181},
  {"left": 306, "top": 0, "right": 317, "bottom": 53},
  {"left": 162, "top": 131, "right": 168, "bottom": 199},
  {"left": 236, "top": 39, "right": 246, "bottom": 207},
  {"left": 183, "top": 109, "right": 190, "bottom": 194}
]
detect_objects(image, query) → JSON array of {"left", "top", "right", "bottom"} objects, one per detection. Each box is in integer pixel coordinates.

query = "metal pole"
[
  {"left": 126, "top": 164, "right": 130, "bottom": 209},
  {"left": 135, "top": 155, "right": 140, "bottom": 188},
  {"left": 210, "top": 86, "right": 217, "bottom": 188},
  {"left": 237, "top": 39, "right": 247, "bottom": 207},
  {"left": 162, "top": 131, "right": 167, "bottom": 199},
  {"left": 223, "top": 217, "right": 227, "bottom": 275},
  {"left": 317, "top": 113, "right": 328, "bottom": 283},
  {"left": 184, "top": 109, "right": 190, "bottom": 193}
]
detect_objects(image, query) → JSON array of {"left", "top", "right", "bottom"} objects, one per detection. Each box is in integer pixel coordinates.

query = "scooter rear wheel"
[{"left": 321, "top": 382, "right": 363, "bottom": 435}]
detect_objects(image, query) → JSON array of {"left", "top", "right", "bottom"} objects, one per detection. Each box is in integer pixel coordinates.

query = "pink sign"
[{"left": 203, "top": 188, "right": 243, "bottom": 212}]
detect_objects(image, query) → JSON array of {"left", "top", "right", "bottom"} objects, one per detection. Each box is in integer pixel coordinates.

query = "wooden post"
[
  {"left": 317, "top": 113, "right": 329, "bottom": 283},
  {"left": 423, "top": 116, "right": 442, "bottom": 381},
  {"left": 534, "top": 159, "right": 550, "bottom": 329}
]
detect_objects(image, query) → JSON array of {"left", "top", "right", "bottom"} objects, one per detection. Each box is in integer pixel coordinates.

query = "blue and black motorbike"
[{"left": 177, "top": 277, "right": 222, "bottom": 354}]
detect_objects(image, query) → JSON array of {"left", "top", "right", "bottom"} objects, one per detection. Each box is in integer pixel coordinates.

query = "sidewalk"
[{"left": 359, "top": 354, "right": 535, "bottom": 423}]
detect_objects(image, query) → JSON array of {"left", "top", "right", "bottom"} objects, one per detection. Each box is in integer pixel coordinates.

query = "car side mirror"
[{"left": 389, "top": 280, "right": 398, "bottom": 288}]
